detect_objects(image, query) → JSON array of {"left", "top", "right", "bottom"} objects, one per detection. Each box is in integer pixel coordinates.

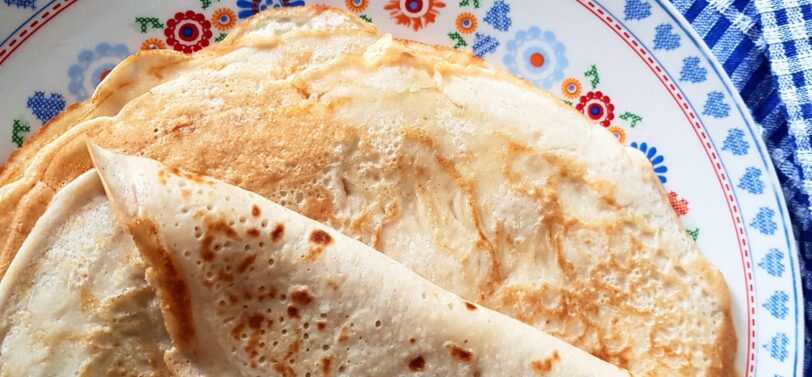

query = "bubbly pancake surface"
[
  {"left": 0, "top": 6, "right": 735, "bottom": 376},
  {"left": 90, "top": 146, "right": 630, "bottom": 377}
]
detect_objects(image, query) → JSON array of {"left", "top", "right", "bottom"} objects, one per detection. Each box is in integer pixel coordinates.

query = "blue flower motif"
[
  {"left": 503, "top": 27, "right": 567, "bottom": 89},
  {"left": 630, "top": 141, "right": 668, "bottom": 183},
  {"left": 67, "top": 43, "right": 130, "bottom": 101},
  {"left": 236, "top": 0, "right": 305, "bottom": 19}
]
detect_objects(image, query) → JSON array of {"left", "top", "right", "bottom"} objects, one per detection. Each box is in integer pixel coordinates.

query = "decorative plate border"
[
  {"left": 0, "top": 0, "right": 77, "bottom": 65},
  {"left": 657, "top": 1, "right": 804, "bottom": 374},
  {"left": 589, "top": 1, "right": 803, "bottom": 376},
  {"left": 580, "top": 2, "right": 756, "bottom": 374}
]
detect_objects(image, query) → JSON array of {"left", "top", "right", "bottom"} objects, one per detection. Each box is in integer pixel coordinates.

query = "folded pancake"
[
  {"left": 0, "top": 170, "right": 170, "bottom": 376},
  {"left": 0, "top": 6, "right": 734, "bottom": 375},
  {"left": 0, "top": 5, "right": 379, "bottom": 274},
  {"left": 90, "top": 145, "right": 630, "bottom": 377},
  {"left": 0, "top": 5, "right": 375, "bottom": 185}
]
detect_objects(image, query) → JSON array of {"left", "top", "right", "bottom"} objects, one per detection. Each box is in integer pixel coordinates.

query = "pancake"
[
  {"left": 0, "top": 5, "right": 379, "bottom": 273},
  {"left": 0, "top": 6, "right": 735, "bottom": 375},
  {"left": 90, "top": 145, "right": 631, "bottom": 377},
  {"left": 0, "top": 5, "right": 375, "bottom": 185},
  {"left": 0, "top": 170, "right": 170, "bottom": 376}
]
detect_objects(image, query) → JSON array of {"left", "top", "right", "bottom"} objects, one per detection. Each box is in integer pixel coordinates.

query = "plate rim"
[
  {"left": 652, "top": 0, "right": 805, "bottom": 375},
  {"left": 0, "top": 1, "right": 804, "bottom": 375}
]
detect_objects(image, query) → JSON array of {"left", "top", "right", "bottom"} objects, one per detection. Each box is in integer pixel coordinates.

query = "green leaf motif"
[
  {"left": 448, "top": 32, "right": 467, "bottom": 49},
  {"left": 686, "top": 227, "right": 700, "bottom": 241},
  {"left": 135, "top": 17, "right": 164, "bottom": 33},
  {"left": 200, "top": 0, "right": 220, "bottom": 9},
  {"left": 619, "top": 112, "right": 643, "bottom": 128},
  {"left": 215, "top": 33, "right": 228, "bottom": 42},
  {"left": 359, "top": 14, "right": 373, "bottom": 23},
  {"left": 459, "top": 0, "right": 480, "bottom": 8},
  {"left": 584, "top": 64, "right": 600, "bottom": 88},
  {"left": 12, "top": 118, "right": 30, "bottom": 148}
]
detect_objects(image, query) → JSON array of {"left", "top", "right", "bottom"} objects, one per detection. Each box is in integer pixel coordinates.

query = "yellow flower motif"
[
  {"left": 211, "top": 8, "right": 237, "bottom": 31},
  {"left": 607, "top": 125, "right": 626, "bottom": 143},
  {"left": 560, "top": 77, "right": 582, "bottom": 99},
  {"left": 140, "top": 38, "right": 165, "bottom": 51},
  {"left": 345, "top": 0, "right": 369, "bottom": 13},
  {"left": 456, "top": 12, "right": 477, "bottom": 34}
]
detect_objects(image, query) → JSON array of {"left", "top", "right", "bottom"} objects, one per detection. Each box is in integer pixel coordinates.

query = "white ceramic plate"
[{"left": 0, "top": 0, "right": 803, "bottom": 375}]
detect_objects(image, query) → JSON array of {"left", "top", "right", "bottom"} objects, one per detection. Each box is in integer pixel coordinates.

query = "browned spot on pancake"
[
  {"left": 199, "top": 217, "right": 240, "bottom": 262},
  {"left": 444, "top": 342, "right": 473, "bottom": 362},
  {"left": 265, "top": 286, "right": 278, "bottom": 300},
  {"left": 290, "top": 287, "right": 314, "bottom": 306},
  {"left": 242, "top": 311, "right": 271, "bottom": 368},
  {"left": 205, "top": 217, "right": 239, "bottom": 239},
  {"left": 246, "top": 228, "right": 260, "bottom": 238},
  {"left": 180, "top": 188, "right": 192, "bottom": 199},
  {"left": 321, "top": 355, "right": 333, "bottom": 376},
  {"left": 530, "top": 350, "right": 560, "bottom": 375},
  {"left": 165, "top": 165, "right": 212, "bottom": 184},
  {"left": 273, "top": 362, "right": 296, "bottom": 377},
  {"left": 409, "top": 338, "right": 416, "bottom": 344},
  {"left": 326, "top": 280, "right": 340, "bottom": 290},
  {"left": 316, "top": 320, "right": 327, "bottom": 331},
  {"left": 157, "top": 168, "right": 168, "bottom": 185},
  {"left": 464, "top": 302, "right": 477, "bottom": 311},
  {"left": 284, "top": 338, "right": 301, "bottom": 359},
  {"left": 294, "top": 84, "right": 311, "bottom": 99},
  {"left": 271, "top": 223, "right": 285, "bottom": 242},
  {"left": 236, "top": 254, "right": 256, "bottom": 274},
  {"left": 408, "top": 356, "right": 425, "bottom": 371},
  {"left": 230, "top": 321, "right": 244, "bottom": 341},
  {"left": 248, "top": 313, "right": 264, "bottom": 329},
  {"left": 338, "top": 324, "right": 350, "bottom": 342},
  {"left": 305, "top": 246, "right": 325, "bottom": 262},
  {"left": 128, "top": 218, "right": 196, "bottom": 352},
  {"left": 310, "top": 229, "right": 333, "bottom": 245},
  {"left": 227, "top": 292, "right": 239, "bottom": 304},
  {"left": 200, "top": 236, "right": 215, "bottom": 261},
  {"left": 259, "top": 339, "right": 300, "bottom": 374},
  {"left": 251, "top": 204, "right": 261, "bottom": 217},
  {"left": 287, "top": 305, "right": 300, "bottom": 318}
]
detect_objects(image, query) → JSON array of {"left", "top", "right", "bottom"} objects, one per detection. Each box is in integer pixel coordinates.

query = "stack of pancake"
[{"left": 0, "top": 6, "right": 735, "bottom": 376}]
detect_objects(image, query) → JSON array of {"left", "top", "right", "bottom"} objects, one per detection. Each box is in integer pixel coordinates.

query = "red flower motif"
[
  {"left": 165, "top": 11, "right": 213, "bottom": 54},
  {"left": 385, "top": 0, "right": 446, "bottom": 31},
  {"left": 668, "top": 191, "right": 689, "bottom": 216},
  {"left": 576, "top": 90, "right": 615, "bottom": 127}
]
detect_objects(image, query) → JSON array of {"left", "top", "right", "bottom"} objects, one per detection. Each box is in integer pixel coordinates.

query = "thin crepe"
[
  {"left": 0, "top": 6, "right": 734, "bottom": 375},
  {"left": 90, "top": 145, "right": 630, "bottom": 377},
  {"left": 0, "top": 170, "right": 170, "bottom": 376},
  {"left": 0, "top": 5, "right": 379, "bottom": 275}
]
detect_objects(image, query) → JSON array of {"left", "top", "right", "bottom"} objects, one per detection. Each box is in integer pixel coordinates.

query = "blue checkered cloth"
[{"left": 669, "top": 0, "right": 812, "bottom": 371}]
